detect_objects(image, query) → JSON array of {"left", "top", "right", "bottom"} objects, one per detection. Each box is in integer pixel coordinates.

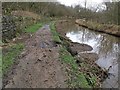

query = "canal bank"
[
  {"left": 75, "top": 19, "right": 120, "bottom": 37},
  {"left": 55, "top": 20, "right": 119, "bottom": 88}
]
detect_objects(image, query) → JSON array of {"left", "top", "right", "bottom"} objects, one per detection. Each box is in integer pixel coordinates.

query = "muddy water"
[{"left": 62, "top": 22, "right": 119, "bottom": 88}]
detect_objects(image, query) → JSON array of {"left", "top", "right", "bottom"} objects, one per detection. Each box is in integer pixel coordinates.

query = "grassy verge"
[
  {"left": 50, "top": 22, "right": 91, "bottom": 88},
  {"left": 50, "top": 22, "right": 62, "bottom": 44},
  {"left": 25, "top": 22, "right": 43, "bottom": 33},
  {"left": 59, "top": 47, "right": 91, "bottom": 88},
  {"left": 2, "top": 43, "right": 24, "bottom": 74}
]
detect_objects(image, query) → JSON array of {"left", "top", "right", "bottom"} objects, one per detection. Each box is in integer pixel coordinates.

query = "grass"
[
  {"left": 79, "top": 61, "right": 100, "bottom": 87},
  {"left": 25, "top": 22, "right": 43, "bottom": 33},
  {"left": 50, "top": 22, "right": 91, "bottom": 88},
  {"left": 59, "top": 47, "right": 77, "bottom": 70},
  {"left": 59, "top": 47, "right": 91, "bottom": 88},
  {"left": 50, "top": 22, "right": 62, "bottom": 44},
  {"left": 2, "top": 43, "right": 24, "bottom": 74}
]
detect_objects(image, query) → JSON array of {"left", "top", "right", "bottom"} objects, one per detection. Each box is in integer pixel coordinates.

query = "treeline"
[
  {"left": 2, "top": 2, "right": 120, "bottom": 25},
  {"left": 2, "top": 2, "right": 119, "bottom": 42},
  {"left": 2, "top": 2, "right": 77, "bottom": 42},
  {"left": 101, "top": 2, "right": 119, "bottom": 25},
  {"left": 2, "top": 2, "right": 76, "bottom": 18},
  {"left": 74, "top": 1, "right": 120, "bottom": 25}
]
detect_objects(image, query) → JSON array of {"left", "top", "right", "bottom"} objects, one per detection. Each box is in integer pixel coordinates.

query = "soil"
[
  {"left": 3, "top": 25, "right": 67, "bottom": 88},
  {"left": 78, "top": 53, "right": 99, "bottom": 62}
]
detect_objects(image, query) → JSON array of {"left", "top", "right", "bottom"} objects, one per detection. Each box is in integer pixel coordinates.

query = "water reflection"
[
  {"left": 64, "top": 23, "right": 119, "bottom": 88},
  {"left": 66, "top": 26, "right": 119, "bottom": 69}
]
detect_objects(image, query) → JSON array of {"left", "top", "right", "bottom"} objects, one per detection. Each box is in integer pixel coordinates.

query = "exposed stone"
[{"left": 69, "top": 42, "right": 93, "bottom": 54}]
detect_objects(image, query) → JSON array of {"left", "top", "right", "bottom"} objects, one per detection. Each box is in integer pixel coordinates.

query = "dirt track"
[{"left": 4, "top": 25, "right": 67, "bottom": 88}]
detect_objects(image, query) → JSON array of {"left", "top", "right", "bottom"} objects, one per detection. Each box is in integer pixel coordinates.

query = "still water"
[{"left": 62, "top": 22, "right": 119, "bottom": 88}]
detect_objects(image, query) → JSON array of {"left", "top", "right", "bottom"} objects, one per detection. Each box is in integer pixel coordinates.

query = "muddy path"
[{"left": 3, "top": 25, "right": 67, "bottom": 88}]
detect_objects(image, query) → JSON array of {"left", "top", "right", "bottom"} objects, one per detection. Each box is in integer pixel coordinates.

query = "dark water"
[{"left": 62, "top": 22, "right": 119, "bottom": 88}]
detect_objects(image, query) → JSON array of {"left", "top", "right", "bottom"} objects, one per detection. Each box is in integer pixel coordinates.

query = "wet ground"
[{"left": 3, "top": 25, "right": 67, "bottom": 88}]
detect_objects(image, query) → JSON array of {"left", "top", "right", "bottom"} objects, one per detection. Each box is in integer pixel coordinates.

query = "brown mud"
[{"left": 3, "top": 25, "right": 67, "bottom": 88}]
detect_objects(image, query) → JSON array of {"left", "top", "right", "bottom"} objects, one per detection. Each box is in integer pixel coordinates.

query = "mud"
[{"left": 3, "top": 25, "right": 67, "bottom": 88}]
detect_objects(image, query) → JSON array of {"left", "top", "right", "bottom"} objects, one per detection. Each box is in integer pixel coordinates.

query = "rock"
[
  {"left": 59, "top": 35, "right": 93, "bottom": 56},
  {"left": 67, "top": 46, "right": 78, "bottom": 56},
  {"left": 69, "top": 42, "right": 93, "bottom": 54}
]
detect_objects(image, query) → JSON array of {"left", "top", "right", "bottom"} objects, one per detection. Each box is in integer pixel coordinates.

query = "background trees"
[
  {"left": 2, "top": 1, "right": 119, "bottom": 42},
  {"left": 2, "top": 1, "right": 119, "bottom": 24}
]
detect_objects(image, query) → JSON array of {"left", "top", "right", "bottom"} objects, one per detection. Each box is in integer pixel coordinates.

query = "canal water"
[{"left": 62, "top": 22, "right": 119, "bottom": 88}]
